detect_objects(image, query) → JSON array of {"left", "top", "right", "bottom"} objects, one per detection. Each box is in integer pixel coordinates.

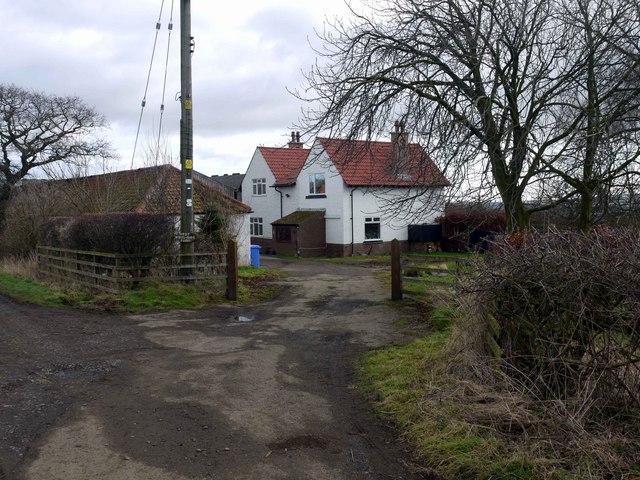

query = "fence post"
[
  {"left": 226, "top": 239, "right": 238, "bottom": 300},
  {"left": 391, "top": 238, "right": 403, "bottom": 301}
]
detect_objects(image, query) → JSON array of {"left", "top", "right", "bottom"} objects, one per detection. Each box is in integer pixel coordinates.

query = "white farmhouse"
[{"left": 242, "top": 126, "right": 448, "bottom": 257}]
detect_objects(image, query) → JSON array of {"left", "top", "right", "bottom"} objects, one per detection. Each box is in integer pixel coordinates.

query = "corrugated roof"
[
  {"left": 272, "top": 209, "right": 325, "bottom": 226},
  {"left": 258, "top": 147, "right": 309, "bottom": 186},
  {"left": 316, "top": 138, "right": 449, "bottom": 187}
]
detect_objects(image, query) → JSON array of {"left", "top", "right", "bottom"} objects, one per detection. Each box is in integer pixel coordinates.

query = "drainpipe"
[
  {"left": 274, "top": 186, "right": 283, "bottom": 218},
  {"left": 350, "top": 186, "right": 357, "bottom": 256}
]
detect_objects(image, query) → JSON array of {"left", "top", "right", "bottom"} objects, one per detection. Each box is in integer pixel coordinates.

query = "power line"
[
  {"left": 156, "top": 0, "right": 176, "bottom": 155},
  {"left": 131, "top": 0, "right": 167, "bottom": 168}
]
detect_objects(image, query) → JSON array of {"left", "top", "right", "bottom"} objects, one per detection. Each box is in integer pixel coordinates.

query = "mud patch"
[{"left": 268, "top": 435, "right": 341, "bottom": 454}]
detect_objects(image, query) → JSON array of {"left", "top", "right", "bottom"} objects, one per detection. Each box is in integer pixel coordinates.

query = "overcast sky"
[{"left": 0, "top": 0, "right": 357, "bottom": 177}]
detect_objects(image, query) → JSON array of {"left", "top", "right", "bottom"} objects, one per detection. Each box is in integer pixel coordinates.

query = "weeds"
[
  {"left": 237, "top": 267, "right": 285, "bottom": 303},
  {"left": 360, "top": 328, "right": 535, "bottom": 478},
  {"left": 0, "top": 253, "right": 38, "bottom": 280}
]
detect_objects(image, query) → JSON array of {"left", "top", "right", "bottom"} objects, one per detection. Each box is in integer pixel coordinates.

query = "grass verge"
[
  {"left": 358, "top": 304, "right": 534, "bottom": 479},
  {"left": 0, "top": 272, "right": 67, "bottom": 307},
  {"left": 0, "top": 266, "right": 285, "bottom": 312},
  {"left": 359, "top": 293, "right": 639, "bottom": 479},
  {"left": 237, "top": 266, "right": 286, "bottom": 303}
]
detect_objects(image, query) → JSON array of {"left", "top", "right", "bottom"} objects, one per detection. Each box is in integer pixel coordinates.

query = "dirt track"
[{"left": 0, "top": 258, "right": 428, "bottom": 479}]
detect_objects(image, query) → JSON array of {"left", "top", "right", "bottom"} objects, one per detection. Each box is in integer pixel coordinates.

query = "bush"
[
  {"left": 40, "top": 214, "right": 176, "bottom": 284},
  {"left": 0, "top": 182, "right": 72, "bottom": 256},
  {"left": 461, "top": 228, "right": 640, "bottom": 424},
  {"left": 40, "top": 213, "right": 175, "bottom": 255},
  {"left": 197, "top": 206, "right": 227, "bottom": 248}
]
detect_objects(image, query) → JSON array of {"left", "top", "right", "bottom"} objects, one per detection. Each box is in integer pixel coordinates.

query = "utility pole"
[{"left": 180, "top": 0, "right": 194, "bottom": 274}]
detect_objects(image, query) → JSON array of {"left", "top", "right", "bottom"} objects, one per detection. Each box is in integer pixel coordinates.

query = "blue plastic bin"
[{"left": 250, "top": 245, "right": 261, "bottom": 268}]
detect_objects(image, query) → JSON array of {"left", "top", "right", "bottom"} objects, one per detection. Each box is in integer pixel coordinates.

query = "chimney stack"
[
  {"left": 391, "top": 120, "right": 409, "bottom": 164},
  {"left": 288, "top": 131, "right": 304, "bottom": 149}
]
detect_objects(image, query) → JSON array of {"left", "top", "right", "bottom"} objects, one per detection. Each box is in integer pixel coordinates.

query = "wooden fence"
[
  {"left": 37, "top": 241, "right": 239, "bottom": 298},
  {"left": 390, "top": 238, "right": 471, "bottom": 302}
]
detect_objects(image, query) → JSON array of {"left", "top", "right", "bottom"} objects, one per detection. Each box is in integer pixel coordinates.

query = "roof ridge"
[
  {"left": 315, "top": 137, "right": 449, "bottom": 188},
  {"left": 317, "top": 136, "right": 424, "bottom": 147}
]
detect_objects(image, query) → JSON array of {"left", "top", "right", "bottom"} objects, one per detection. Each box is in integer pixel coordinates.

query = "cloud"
[{"left": 0, "top": 0, "right": 353, "bottom": 175}]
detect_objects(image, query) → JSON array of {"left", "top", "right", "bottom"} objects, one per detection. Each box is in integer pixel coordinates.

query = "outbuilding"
[{"left": 271, "top": 210, "right": 326, "bottom": 257}]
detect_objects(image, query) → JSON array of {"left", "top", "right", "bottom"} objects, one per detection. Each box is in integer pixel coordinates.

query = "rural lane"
[{"left": 1, "top": 258, "right": 428, "bottom": 480}]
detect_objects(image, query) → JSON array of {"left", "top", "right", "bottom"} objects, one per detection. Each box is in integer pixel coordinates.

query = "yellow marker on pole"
[{"left": 186, "top": 159, "right": 193, "bottom": 169}]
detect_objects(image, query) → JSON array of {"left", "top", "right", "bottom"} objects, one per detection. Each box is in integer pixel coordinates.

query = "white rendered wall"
[
  {"left": 192, "top": 213, "right": 251, "bottom": 265},
  {"left": 241, "top": 149, "right": 280, "bottom": 239},
  {"left": 230, "top": 213, "right": 251, "bottom": 266},
  {"left": 297, "top": 146, "right": 346, "bottom": 245},
  {"left": 345, "top": 187, "right": 445, "bottom": 244},
  {"left": 301, "top": 141, "right": 446, "bottom": 246}
]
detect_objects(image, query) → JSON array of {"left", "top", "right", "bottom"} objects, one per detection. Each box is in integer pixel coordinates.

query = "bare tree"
[
  {"left": 0, "top": 84, "right": 112, "bottom": 217},
  {"left": 297, "top": 0, "right": 640, "bottom": 231},
  {"left": 533, "top": 0, "right": 640, "bottom": 230},
  {"left": 0, "top": 181, "right": 74, "bottom": 256}
]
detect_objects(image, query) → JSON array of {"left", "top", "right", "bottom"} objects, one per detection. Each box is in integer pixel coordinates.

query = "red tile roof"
[
  {"left": 258, "top": 147, "right": 310, "bottom": 186},
  {"left": 316, "top": 138, "right": 449, "bottom": 187}
]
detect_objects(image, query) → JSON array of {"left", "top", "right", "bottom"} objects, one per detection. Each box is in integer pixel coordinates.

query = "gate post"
[
  {"left": 226, "top": 239, "right": 238, "bottom": 300},
  {"left": 391, "top": 239, "right": 403, "bottom": 301}
]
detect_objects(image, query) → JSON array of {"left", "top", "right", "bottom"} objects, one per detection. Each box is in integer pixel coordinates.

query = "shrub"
[
  {"left": 197, "top": 206, "right": 227, "bottom": 248},
  {"left": 0, "top": 182, "right": 72, "bottom": 256},
  {"left": 39, "top": 214, "right": 176, "bottom": 284},
  {"left": 40, "top": 213, "right": 175, "bottom": 255},
  {"left": 460, "top": 228, "right": 640, "bottom": 424}
]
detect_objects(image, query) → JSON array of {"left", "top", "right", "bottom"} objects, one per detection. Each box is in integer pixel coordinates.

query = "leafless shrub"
[
  {"left": 0, "top": 182, "right": 73, "bottom": 256},
  {"left": 39, "top": 214, "right": 176, "bottom": 283},
  {"left": 447, "top": 263, "right": 640, "bottom": 477},
  {"left": 460, "top": 227, "right": 640, "bottom": 424}
]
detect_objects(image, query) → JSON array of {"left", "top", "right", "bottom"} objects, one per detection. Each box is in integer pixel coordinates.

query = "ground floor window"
[
  {"left": 364, "top": 217, "right": 381, "bottom": 241},
  {"left": 274, "top": 227, "right": 292, "bottom": 243},
  {"left": 250, "top": 217, "right": 263, "bottom": 236}
]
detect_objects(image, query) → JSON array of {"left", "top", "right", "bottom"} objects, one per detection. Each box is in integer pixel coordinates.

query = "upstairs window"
[
  {"left": 252, "top": 178, "right": 266, "bottom": 196},
  {"left": 308, "top": 173, "right": 326, "bottom": 195},
  {"left": 364, "top": 217, "right": 381, "bottom": 241},
  {"left": 250, "top": 217, "right": 263, "bottom": 236}
]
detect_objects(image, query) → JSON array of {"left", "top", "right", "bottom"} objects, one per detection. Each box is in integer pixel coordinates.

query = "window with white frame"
[
  {"left": 250, "top": 217, "right": 263, "bottom": 236},
  {"left": 364, "top": 217, "right": 381, "bottom": 241},
  {"left": 252, "top": 178, "right": 266, "bottom": 196},
  {"left": 308, "top": 173, "right": 326, "bottom": 195}
]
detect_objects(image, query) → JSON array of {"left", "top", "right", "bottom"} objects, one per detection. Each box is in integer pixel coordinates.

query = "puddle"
[{"left": 229, "top": 314, "right": 255, "bottom": 323}]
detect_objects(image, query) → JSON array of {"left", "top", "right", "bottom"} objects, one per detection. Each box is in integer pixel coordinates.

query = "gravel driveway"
[{"left": 0, "top": 257, "right": 427, "bottom": 480}]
